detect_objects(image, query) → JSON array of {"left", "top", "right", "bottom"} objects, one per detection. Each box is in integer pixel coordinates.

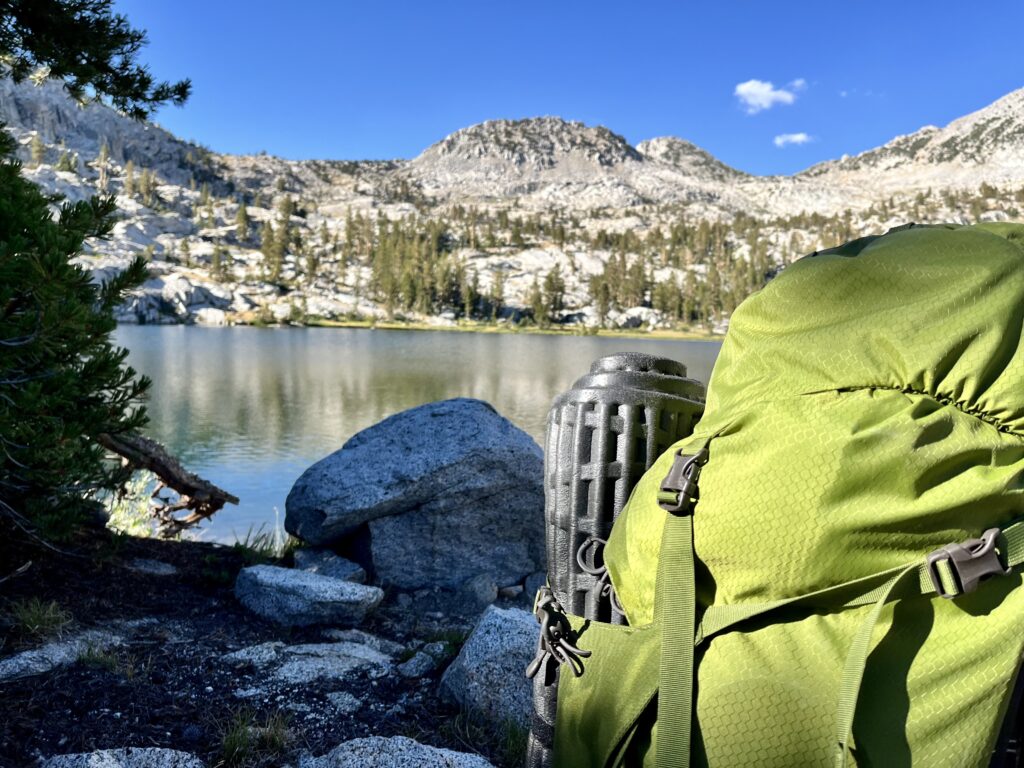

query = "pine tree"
[
  {"left": 29, "top": 133, "right": 44, "bottom": 167},
  {"left": 529, "top": 276, "right": 548, "bottom": 328},
  {"left": 138, "top": 167, "right": 153, "bottom": 206},
  {"left": 180, "top": 238, "right": 192, "bottom": 267},
  {"left": 489, "top": 268, "right": 506, "bottom": 322},
  {"left": 210, "top": 245, "right": 229, "bottom": 281},
  {"left": 260, "top": 221, "right": 282, "bottom": 281},
  {"left": 96, "top": 139, "right": 109, "bottom": 191},
  {"left": 0, "top": 130, "right": 149, "bottom": 535},
  {"left": 235, "top": 201, "right": 250, "bottom": 240},
  {"left": 0, "top": 0, "right": 191, "bottom": 538},
  {"left": 55, "top": 149, "right": 74, "bottom": 173},
  {"left": 543, "top": 264, "right": 566, "bottom": 320},
  {"left": 123, "top": 159, "right": 135, "bottom": 196}
]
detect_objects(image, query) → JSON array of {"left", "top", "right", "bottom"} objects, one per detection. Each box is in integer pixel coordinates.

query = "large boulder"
[
  {"left": 0, "top": 629, "right": 123, "bottom": 682},
  {"left": 285, "top": 398, "right": 544, "bottom": 590},
  {"left": 41, "top": 749, "right": 204, "bottom": 768},
  {"left": 234, "top": 565, "right": 383, "bottom": 627},
  {"left": 301, "top": 736, "right": 494, "bottom": 768},
  {"left": 439, "top": 606, "right": 537, "bottom": 729}
]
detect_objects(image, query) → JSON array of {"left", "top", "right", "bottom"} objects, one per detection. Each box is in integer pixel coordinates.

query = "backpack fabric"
[{"left": 551, "top": 223, "right": 1024, "bottom": 767}]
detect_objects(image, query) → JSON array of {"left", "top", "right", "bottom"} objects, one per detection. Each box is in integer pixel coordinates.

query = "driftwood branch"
[{"left": 98, "top": 432, "right": 239, "bottom": 537}]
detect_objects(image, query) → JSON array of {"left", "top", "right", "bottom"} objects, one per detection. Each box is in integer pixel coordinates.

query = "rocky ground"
[{"left": 0, "top": 524, "right": 536, "bottom": 768}]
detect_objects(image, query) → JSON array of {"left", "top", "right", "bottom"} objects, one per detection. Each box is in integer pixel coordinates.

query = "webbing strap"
[
  {"left": 690, "top": 519, "right": 1024, "bottom": 767},
  {"left": 832, "top": 563, "right": 920, "bottom": 767},
  {"left": 697, "top": 519, "right": 1024, "bottom": 644},
  {"left": 656, "top": 511, "right": 696, "bottom": 768}
]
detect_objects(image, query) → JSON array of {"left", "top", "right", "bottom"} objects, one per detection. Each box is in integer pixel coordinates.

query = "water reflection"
[{"left": 115, "top": 326, "right": 722, "bottom": 541}]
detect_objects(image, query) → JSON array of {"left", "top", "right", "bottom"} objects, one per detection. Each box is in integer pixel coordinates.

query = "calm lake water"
[{"left": 114, "top": 326, "right": 722, "bottom": 542}]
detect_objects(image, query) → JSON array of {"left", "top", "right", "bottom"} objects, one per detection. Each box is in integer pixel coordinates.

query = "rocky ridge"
[{"left": 2, "top": 77, "right": 1023, "bottom": 328}]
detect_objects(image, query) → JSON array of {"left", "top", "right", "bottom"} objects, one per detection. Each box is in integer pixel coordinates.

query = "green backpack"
[{"left": 548, "top": 223, "right": 1024, "bottom": 767}]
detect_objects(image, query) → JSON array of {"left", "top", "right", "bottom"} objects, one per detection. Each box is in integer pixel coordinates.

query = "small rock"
[
  {"left": 396, "top": 651, "right": 436, "bottom": 679},
  {"left": 126, "top": 558, "right": 179, "bottom": 577},
  {"left": 294, "top": 548, "right": 367, "bottom": 583},
  {"left": 460, "top": 574, "right": 498, "bottom": 609},
  {"left": 524, "top": 571, "right": 547, "bottom": 602},
  {"left": 40, "top": 748, "right": 204, "bottom": 767},
  {"left": 235, "top": 565, "right": 383, "bottom": 627},
  {"left": 0, "top": 629, "right": 122, "bottom": 682},
  {"left": 421, "top": 641, "right": 449, "bottom": 661},
  {"left": 273, "top": 642, "right": 392, "bottom": 685},
  {"left": 498, "top": 584, "right": 524, "bottom": 599},
  {"left": 326, "top": 691, "right": 363, "bottom": 715},
  {"left": 439, "top": 606, "right": 536, "bottom": 729},
  {"left": 222, "top": 641, "right": 285, "bottom": 666},
  {"left": 301, "top": 736, "right": 494, "bottom": 767},
  {"left": 321, "top": 628, "right": 404, "bottom": 657}
]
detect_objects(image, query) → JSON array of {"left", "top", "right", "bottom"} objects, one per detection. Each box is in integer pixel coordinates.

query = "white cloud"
[
  {"left": 774, "top": 132, "right": 813, "bottom": 148},
  {"left": 734, "top": 79, "right": 802, "bottom": 114}
]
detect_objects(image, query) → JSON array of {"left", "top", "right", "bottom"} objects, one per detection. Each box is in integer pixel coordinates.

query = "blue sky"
[{"left": 114, "top": 1, "right": 1024, "bottom": 176}]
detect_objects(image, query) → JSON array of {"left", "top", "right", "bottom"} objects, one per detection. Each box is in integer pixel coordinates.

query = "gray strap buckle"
[
  {"left": 926, "top": 528, "right": 1012, "bottom": 599},
  {"left": 525, "top": 586, "right": 592, "bottom": 682},
  {"left": 657, "top": 446, "right": 709, "bottom": 514}
]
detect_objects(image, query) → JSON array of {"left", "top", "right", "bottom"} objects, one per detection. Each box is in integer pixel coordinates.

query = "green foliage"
[
  {"left": 0, "top": 128, "right": 150, "bottom": 537},
  {"left": 29, "top": 133, "right": 44, "bottom": 166},
  {"left": 103, "top": 470, "right": 157, "bottom": 537},
  {"left": 5, "top": 597, "right": 73, "bottom": 640},
  {"left": 435, "top": 710, "right": 528, "bottom": 767},
  {"left": 78, "top": 646, "right": 153, "bottom": 680},
  {"left": 211, "top": 245, "right": 231, "bottom": 282},
  {"left": 0, "top": 0, "right": 190, "bottom": 119},
  {"left": 122, "top": 158, "right": 135, "bottom": 196},
  {"left": 218, "top": 707, "right": 290, "bottom": 767},
  {"left": 232, "top": 522, "right": 297, "bottom": 566},
  {"left": 54, "top": 149, "right": 74, "bottom": 173},
  {"left": 235, "top": 200, "right": 250, "bottom": 240}
]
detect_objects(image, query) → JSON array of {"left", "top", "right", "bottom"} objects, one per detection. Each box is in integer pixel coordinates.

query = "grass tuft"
[
  {"left": 218, "top": 707, "right": 290, "bottom": 767},
  {"left": 437, "top": 710, "right": 528, "bottom": 767},
  {"left": 5, "top": 598, "right": 73, "bottom": 641}
]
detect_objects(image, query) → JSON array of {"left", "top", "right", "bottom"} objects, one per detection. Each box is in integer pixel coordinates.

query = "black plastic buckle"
[
  {"left": 926, "top": 528, "right": 1011, "bottom": 599},
  {"left": 657, "top": 447, "right": 709, "bottom": 514}
]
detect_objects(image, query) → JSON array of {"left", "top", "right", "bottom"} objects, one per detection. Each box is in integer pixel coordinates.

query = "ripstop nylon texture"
[{"left": 554, "top": 223, "right": 1024, "bottom": 767}]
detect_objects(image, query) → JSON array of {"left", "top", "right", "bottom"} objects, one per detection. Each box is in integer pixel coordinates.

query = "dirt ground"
[{"left": 0, "top": 522, "right": 526, "bottom": 768}]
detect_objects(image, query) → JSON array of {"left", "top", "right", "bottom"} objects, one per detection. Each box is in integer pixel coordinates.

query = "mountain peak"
[
  {"left": 416, "top": 117, "right": 642, "bottom": 169},
  {"left": 637, "top": 136, "right": 748, "bottom": 181}
]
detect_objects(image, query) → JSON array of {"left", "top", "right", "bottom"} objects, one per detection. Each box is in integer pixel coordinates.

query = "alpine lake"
[{"left": 115, "top": 326, "right": 722, "bottom": 542}]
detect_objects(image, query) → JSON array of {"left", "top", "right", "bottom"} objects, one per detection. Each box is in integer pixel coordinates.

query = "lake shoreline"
[{"left": 139, "top": 316, "right": 726, "bottom": 342}]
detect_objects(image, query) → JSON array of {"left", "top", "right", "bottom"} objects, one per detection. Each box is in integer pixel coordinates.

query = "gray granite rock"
[
  {"left": 273, "top": 642, "right": 391, "bottom": 685},
  {"left": 126, "top": 558, "right": 179, "bottom": 576},
  {"left": 524, "top": 571, "right": 547, "bottom": 603},
  {"left": 40, "top": 748, "right": 204, "bottom": 767},
  {"left": 224, "top": 640, "right": 391, "bottom": 690},
  {"left": 222, "top": 641, "right": 284, "bottom": 666},
  {"left": 460, "top": 574, "right": 498, "bottom": 609},
  {"left": 293, "top": 549, "right": 366, "bottom": 583},
  {"left": 235, "top": 565, "right": 383, "bottom": 627},
  {"left": 0, "top": 629, "right": 123, "bottom": 682},
  {"left": 284, "top": 398, "right": 544, "bottom": 590},
  {"left": 396, "top": 651, "right": 437, "bottom": 678},
  {"left": 301, "top": 736, "right": 494, "bottom": 767},
  {"left": 321, "top": 628, "right": 404, "bottom": 657},
  {"left": 439, "top": 606, "right": 536, "bottom": 729},
  {"left": 326, "top": 690, "right": 363, "bottom": 715}
]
